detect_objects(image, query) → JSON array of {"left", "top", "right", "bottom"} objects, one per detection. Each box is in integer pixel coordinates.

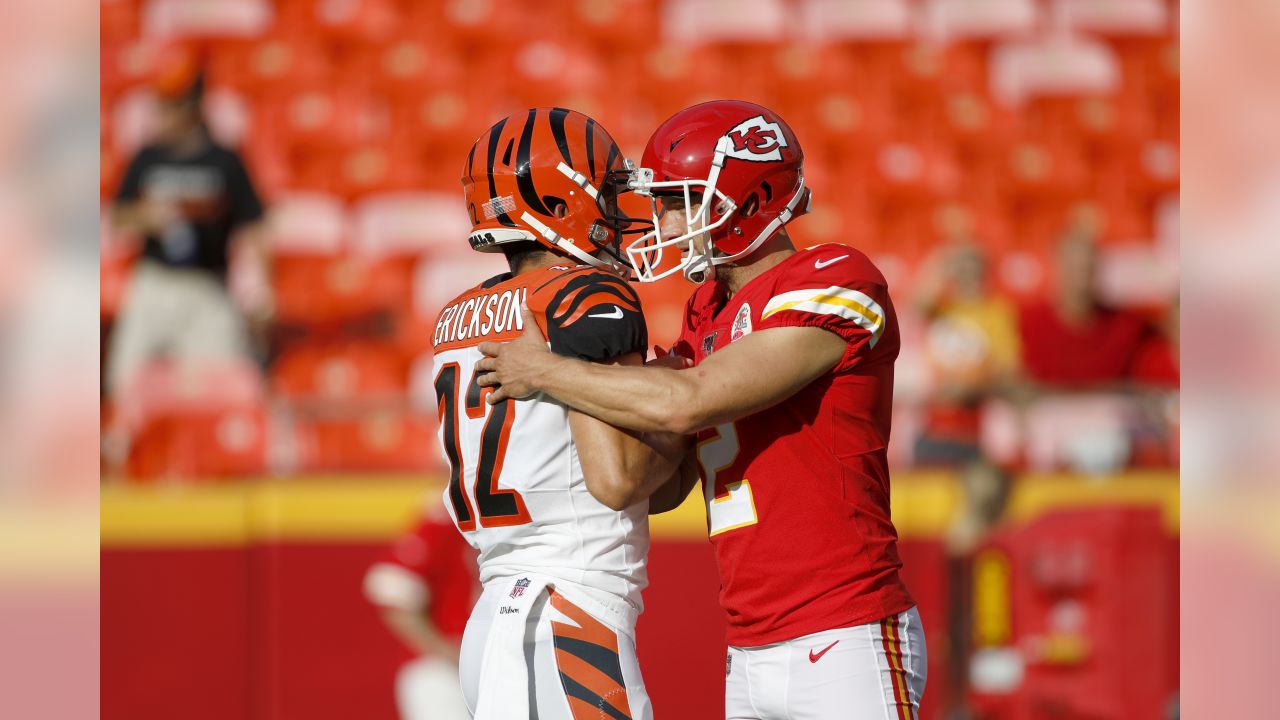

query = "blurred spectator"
[
  {"left": 104, "top": 50, "right": 271, "bottom": 470},
  {"left": 1131, "top": 296, "right": 1180, "bottom": 389},
  {"left": 1017, "top": 231, "right": 1148, "bottom": 388},
  {"left": 913, "top": 243, "right": 1021, "bottom": 466},
  {"left": 105, "top": 52, "right": 271, "bottom": 393},
  {"left": 363, "top": 506, "right": 477, "bottom": 720}
]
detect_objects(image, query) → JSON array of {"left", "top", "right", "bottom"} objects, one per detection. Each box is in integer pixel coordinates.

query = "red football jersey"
[
  {"left": 674, "top": 243, "right": 915, "bottom": 647},
  {"left": 365, "top": 505, "right": 479, "bottom": 644}
]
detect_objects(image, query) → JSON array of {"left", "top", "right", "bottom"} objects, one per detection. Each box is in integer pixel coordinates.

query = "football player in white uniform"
[{"left": 433, "top": 108, "right": 692, "bottom": 720}]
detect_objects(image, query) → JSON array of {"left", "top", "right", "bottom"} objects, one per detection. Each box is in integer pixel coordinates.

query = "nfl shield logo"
[{"left": 510, "top": 577, "right": 530, "bottom": 599}]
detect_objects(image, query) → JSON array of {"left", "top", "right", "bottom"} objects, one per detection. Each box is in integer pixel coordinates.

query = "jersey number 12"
[{"left": 435, "top": 362, "right": 532, "bottom": 531}]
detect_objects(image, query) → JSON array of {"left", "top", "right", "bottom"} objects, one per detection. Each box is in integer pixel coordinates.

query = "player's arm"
[
  {"left": 479, "top": 308, "right": 846, "bottom": 435},
  {"left": 533, "top": 272, "right": 689, "bottom": 511},
  {"left": 363, "top": 563, "right": 460, "bottom": 664},
  {"left": 645, "top": 449, "right": 700, "bottom": 514},
  {"left": 568, "top": 356, "right": 689, "bottom": 511}
]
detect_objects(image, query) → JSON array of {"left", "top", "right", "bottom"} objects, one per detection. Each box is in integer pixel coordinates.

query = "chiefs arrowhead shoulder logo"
[{"left": 725, "top": 115, "right": 788, "bottom": 162}]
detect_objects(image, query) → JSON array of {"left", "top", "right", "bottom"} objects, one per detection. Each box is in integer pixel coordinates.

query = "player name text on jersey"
[{"left": 433, "top": 287, "right": 527, "bottom": 348}]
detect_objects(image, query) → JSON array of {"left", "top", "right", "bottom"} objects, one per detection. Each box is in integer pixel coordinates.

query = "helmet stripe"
[
  {"left": 584, "top": 118, "right": 597, "bottom": 179},
  {"left": 516, "top": 108, "right": 553, "bottom": 216},
  {"left": 485, "top": 116, "right": 518, "bottom": 228},
  {"left": 548, "top": 106, "right": 573, "bottom": 167}
]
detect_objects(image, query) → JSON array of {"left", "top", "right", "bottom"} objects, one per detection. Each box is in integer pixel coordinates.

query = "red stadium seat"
[
  {"left": 141, "top": 0, "right": 272, "bottom": 41},
  {"left": 271, "top": 342, "right": 409, "bottom": 401},
  {"left": 102, "top": 0, "right": 143, "bottom": 43},
  {"left": 922, "top": 0, "right": 1042, "bottom": 42},
  {"left": 286, "top": 410, "right": 440, "bottom": 473},
  {"left": 351, "top": 192, "right": 472, "bottom": 258},
  {"left": 989, "top": 34, "right": 1122, "bottom": 108},
  {"left": 205, "top": 36, "right": 333, "bottom": 96},
  {"left": 797, "top": 0, "right": 914, "bottom": 43},
  {"left": 1050, "top": 0, "right": 1172, "bottom": 38},
  {"left": 267, "top": 192, "right": 349, "bottom": 255},
  {"left": 272, "top": 252, "right": 416, "bottom": 326},
  {"left": 412, "top": 254, "right": 512, "bottom": 322},
  {"left": 661, "top": 0, "right": 788, "bottom": 45},
  {"left": 120, "top": 360, "right": 268, "bottom": 480}
]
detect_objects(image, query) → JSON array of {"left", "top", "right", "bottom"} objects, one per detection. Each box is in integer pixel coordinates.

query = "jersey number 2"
[
  {"left": 699, "top": 423, "right": 758, "bottom": 536},
  {"left": 435, "top": 362, "right": 532, "bottom": 531}
]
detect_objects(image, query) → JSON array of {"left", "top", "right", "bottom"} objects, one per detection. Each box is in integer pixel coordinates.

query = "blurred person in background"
[
  {"left": 912, "top": 242, "right": 1021, "bottom": 467},
  {"left": 103, "top": 50, "right": 272, "bottom": 469},
  {"left": 1017, "top": 230, "right": 1147, "bottom": 389},
  {"left": 364, "top": 506, "right": 478, "bottom": 720}
]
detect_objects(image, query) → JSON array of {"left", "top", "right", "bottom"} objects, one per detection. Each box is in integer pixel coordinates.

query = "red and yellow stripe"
[{"left": 879, "top": 614, "right": 917, "bottom": 720}]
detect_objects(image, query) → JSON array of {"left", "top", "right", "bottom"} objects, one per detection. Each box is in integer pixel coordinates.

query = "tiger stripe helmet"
[{"left": 462, "top": 108, "right": 644, "bottom": 272}]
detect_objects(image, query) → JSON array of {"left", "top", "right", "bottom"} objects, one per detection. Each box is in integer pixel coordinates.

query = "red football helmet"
[
  {"left": 462, "top": 108, "right": 644, "bottom": 272},
  {"left": 626, "top": 100, "right": 811, "bottom": 283}
]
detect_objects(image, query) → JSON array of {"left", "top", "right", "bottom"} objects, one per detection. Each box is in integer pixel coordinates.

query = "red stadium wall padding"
[
  {"left": 101, "top": 541, "right": 735, "bottom": 720},
  {"left": 102, "top": 548, "right": 251, "bottom": 720},
  {"left": 637, "top": 541, "right": 727, "bottom": 720},
  {"left": 968, "top": 507, "right": 1178, "bottom": 720},
  {"left": 101, "top": 538, "right": 955, "bottom": 720}
]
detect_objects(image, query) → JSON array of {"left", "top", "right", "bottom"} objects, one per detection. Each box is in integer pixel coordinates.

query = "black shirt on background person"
[{"left": 114, "top": 136, "right": 263, "bottom": 282}]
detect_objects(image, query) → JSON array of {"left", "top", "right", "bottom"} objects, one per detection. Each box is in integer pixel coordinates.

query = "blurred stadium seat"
[
  {"left": 141, "top": 0, "right": 273, "bottom": 40},
  {"left": 119, "top": 360, "right": 267, "bottom": 479}
]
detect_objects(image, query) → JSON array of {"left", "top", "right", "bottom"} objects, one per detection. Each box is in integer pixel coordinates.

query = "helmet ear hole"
[
  {"left": 760, "top": 181, "right": 773, "bottom": 203},
  {"left": 544, "top": 196, "right": 569, "bottom": 218},
  {"left": 740, "top": 193, "right": 760, "bottom": 218}
]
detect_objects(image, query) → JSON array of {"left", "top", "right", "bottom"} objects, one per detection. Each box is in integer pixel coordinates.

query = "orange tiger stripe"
[
  {"left": 549, "top": 591, "right": 633, "bottom": 719},
  {"left": 554, "top": 649, "right": 630, "bottom": 717},
  {"left": 550, "top": 284, "right": 590, "bottom": 320},
  {"left": 549, "top": 591, "right": 619, "bottom": 649},
  {"left": 560, "top": 291, "right": 642, "bottom": 327}
]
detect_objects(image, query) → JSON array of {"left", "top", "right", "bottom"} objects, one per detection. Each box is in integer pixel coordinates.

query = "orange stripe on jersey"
[
  {"left": 560, "top": 291, "right": 641, "bottom": 327},
  {"left": 549, "top": 590, "right": 633, "bottom": 720},
  {"left": 530, "top": 265, "right": 597, "bottom": 299},
  {"left": 551, "top": 284, "right": 590, "bottom": 321}
]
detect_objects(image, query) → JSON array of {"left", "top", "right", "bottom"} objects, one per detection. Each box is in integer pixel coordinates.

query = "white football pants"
[
  {"left": 726, "top": 606, "right": 927, "bottom": 720},
  {"left": 460, "top": 576, "right": 652, "bottom": 720}
]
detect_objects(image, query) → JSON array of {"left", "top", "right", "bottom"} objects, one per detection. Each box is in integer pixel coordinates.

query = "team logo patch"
[
  {"left": 725, "top": 115, "right": 789, "bottom": 163},
  {"left": 702, "top": 331, "right": 720, "bottom": 356},
  {"left": 509, "top": 577, "right": 531, "bottom": 599},
  {"left": 731, "top": 303, "right": 753, "bottom": 342}
]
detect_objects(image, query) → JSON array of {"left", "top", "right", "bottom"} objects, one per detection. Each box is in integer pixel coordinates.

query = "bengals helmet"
[
  {"left": 626, "top": 100, "right": 811, "bottom": 283},
  {"left": 462, "top": 108, "right": 644, "bottom": 272}
]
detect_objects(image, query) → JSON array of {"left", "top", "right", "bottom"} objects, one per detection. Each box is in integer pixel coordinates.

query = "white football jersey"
[{"left": 430, "top": 264, "right": 652, "bottom": 611}]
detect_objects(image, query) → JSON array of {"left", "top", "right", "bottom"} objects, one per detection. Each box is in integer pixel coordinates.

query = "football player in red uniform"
[
  {"left": 364, "top": 506, "right": 478, "bottom": 720},
  {"left": 478, "top": 100, "right": 926, "bottom": 720}
]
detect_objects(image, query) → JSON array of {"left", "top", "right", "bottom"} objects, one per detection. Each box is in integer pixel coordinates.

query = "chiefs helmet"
[
  {"left": 462, "top": 108, "right": 644, "bottom": 272},
  {"left": 626, "top": 100, "right": 811, "bottom": 283}
]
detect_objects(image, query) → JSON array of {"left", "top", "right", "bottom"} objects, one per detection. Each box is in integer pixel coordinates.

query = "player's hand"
[
  {"left": 476, "top": 304, "right": 552, "bottom": 403},
  {"left": 646, "top": 345, "right": 692, "bottom": 370}
]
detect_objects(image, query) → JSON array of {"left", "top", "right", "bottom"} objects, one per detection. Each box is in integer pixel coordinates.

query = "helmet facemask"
[{"left": 625, "top": 137, "right": 740, "bottom": 284}]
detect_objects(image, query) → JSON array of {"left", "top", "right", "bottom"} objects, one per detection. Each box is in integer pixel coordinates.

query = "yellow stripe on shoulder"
[{"left": 761, "top": 285, "right": 886, "bottom": 346}]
